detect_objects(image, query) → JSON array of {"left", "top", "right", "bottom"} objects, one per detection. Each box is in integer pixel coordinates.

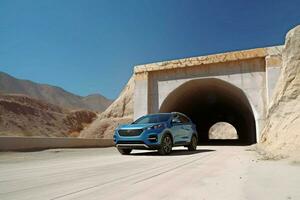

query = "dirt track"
[{"left": 0, "top": 146, "right": 299, "bottom": 200}]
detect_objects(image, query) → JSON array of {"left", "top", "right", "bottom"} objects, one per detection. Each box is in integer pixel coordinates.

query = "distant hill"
[
  {"left": 0, "top": 72, "right": 112, "bottom": 112},
  {"left": 0, "top": 94, "right": 97, "bottom": 137}
]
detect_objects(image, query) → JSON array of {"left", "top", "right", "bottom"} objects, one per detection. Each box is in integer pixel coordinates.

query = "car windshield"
[{"left": 133, "top": 114, "right": 171, "bottom": 124}]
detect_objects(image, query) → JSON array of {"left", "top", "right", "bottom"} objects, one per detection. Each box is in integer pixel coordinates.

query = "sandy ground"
[{"left": 0, "top": 146, "right": 299, "bottom": 200}]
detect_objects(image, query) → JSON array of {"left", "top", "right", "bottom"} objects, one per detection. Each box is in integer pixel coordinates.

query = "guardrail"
[{"left": 0, "top": 136, "right": 114, "bottom": 151}]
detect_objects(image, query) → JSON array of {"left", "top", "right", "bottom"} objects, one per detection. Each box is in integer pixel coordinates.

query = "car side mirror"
[{"left": 171, "top": 118, "right": 181, "bottom": 124}]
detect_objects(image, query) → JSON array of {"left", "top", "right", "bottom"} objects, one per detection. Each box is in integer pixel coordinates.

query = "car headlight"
[{"left": 146, "top": 124, "right": 165, "bottom": 130}]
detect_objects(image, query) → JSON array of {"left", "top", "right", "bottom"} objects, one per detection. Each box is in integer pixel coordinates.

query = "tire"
[
  {"left": 117, "top": 148, "right": 132, "bottom": 155},
  {"left": 188, "top": 135, "right": 197, "bottom": 151},
  {"left": 158, "top": 134, "right": 173, "bottom": 155}
]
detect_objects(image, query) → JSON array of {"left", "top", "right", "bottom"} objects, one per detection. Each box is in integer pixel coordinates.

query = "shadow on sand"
[
  {"left": 130, "top": 148, "right": 215, "bottom": 156},
  {"left": 198, "top": 140, "right": 254, "bottom": 146}
]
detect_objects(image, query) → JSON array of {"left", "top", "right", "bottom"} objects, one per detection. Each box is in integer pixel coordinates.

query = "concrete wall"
[{"left": 0, "top": 137, "right": 114, "bottom": 151}]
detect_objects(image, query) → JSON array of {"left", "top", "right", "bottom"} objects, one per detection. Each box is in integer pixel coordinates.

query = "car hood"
[{"left": 118, "top": 123, "right": 161, "bottom": 130}]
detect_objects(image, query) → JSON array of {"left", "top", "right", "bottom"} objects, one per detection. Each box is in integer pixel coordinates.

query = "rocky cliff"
[{"left": 259, "top": 25, "right": 300, "bottom": 159}]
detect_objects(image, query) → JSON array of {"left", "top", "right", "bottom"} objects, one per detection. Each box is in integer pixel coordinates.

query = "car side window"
[{"left": 178, "top": 114, "right": 190, "bottom": 124}]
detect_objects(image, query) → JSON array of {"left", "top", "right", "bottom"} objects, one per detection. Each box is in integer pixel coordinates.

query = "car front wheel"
[
  {"left": 117, "top": 148, "right": 132, "bottom": 155},
  {"left": 158, "top": 134, "right": 173, "bottom": 155}
]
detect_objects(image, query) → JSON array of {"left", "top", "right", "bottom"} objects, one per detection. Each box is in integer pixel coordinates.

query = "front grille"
[{"left": 118, "top": 129, "right": 143, "bottom": 136}]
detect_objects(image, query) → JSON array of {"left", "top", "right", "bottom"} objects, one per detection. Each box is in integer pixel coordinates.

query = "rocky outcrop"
[
  {"left": 0, "top": 94, "right": 97, "bottom": 137},
  {"left": 63, "top": 110, "right": 97, "bottom": 137},
  {"left": 79, "top": 76, "right": 134, "bottom": 138},
  {"left": 259, "top": 25, "right": 300, "bottom": 159},
  {"left": 99, "top": 76, "right": 134, "bottom": 119}
]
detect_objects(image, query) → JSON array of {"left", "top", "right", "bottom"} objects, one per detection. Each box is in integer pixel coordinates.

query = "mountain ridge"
[{"left": 0, "top": 71, "right": 112, "bottom": 112}]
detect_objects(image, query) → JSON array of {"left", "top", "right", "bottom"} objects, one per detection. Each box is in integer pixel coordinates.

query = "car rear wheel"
[
  {"left": 188, "top": 135, "right": 197, "bottom": 151},
  {"left": 158, "top": 134, "right": 173, "bottom": 155},
  {"left": 117, "top": 148, "right": 132, "bottom": 155}
]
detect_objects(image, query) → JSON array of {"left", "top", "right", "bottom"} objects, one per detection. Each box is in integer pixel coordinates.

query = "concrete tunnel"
[{"left": 159, "top": 78, "right": 257, "bottom": 145}]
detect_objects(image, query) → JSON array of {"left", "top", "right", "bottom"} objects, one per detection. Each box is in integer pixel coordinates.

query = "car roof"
[
  {"left": 171, "top": 112, "right": 191, "bottom": 120},
  {"left": 144, "top": 113, "right": 172, "bottom": 116},
  {"left": 145, "top": 112, "right": 188, "bottom": 118},
  {"left": 139, "top": 112, "right": 192, "bottom": 122}
]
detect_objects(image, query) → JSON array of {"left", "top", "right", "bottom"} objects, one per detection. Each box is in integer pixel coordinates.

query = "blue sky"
[{"left": 0, "top": 0, "right": 300, "bottom": 99}]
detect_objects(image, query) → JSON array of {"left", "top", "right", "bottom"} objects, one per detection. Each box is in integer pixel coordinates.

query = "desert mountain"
[
  {"left": 0, "top": 72, "right": 112, "bottom": 112},
  {"left": 0, "top": 94, "right": 97, "bottom": 137}
]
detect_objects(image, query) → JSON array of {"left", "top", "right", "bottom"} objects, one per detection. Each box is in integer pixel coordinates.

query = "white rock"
[{"left": 260, "top": 25, "right": 300, "bottom": 160}]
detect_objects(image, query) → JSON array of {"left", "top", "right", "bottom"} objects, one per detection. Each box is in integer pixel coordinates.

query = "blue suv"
[{"left": 113, "top": 112, "right": 198, "bottom": 155}]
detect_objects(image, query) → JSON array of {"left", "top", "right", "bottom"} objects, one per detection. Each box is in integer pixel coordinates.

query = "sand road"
[{"left": 0, "top": 146, "right": 299, "bottom": 200}]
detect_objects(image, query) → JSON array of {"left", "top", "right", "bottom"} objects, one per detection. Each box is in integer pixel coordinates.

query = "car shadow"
[{"left": 130, "top": 148, "right": 215, "bottom": 156}]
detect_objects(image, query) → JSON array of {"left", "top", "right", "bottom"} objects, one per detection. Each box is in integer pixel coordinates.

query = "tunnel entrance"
[{"left": 159, "top": 78, "right": 256, "bottom": 145}]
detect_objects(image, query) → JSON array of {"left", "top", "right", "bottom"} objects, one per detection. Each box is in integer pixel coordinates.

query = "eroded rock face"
[
  {"left": 260, "top": 25, "right": 300, "bottom": 159},
  {"left": 0, "top": 94, "right": 97, "bottom": 137},
  {"left": 64, "top": 110, "right": 97, "bottom": 137},
  {"left": 79, "top": 77, "right": 134, "bottom": 138},
  {"left": 99, "top": 76, "right": 134, "bottom": 119}
]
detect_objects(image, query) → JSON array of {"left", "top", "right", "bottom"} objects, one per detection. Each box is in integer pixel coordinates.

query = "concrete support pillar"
[
  {"left": 134, "top": 72, "right": 149, "bottom": 120},
  {"left": 265, "top": 54, "right": 282, "bottom": 105}
]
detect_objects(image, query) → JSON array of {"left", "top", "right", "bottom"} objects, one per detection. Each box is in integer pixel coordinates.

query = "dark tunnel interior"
[{"left": 159, "top": 78, "right": 256, "bottom": 145}]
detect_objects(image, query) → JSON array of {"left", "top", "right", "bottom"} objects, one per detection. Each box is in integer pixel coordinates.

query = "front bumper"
[{"left": 113, "top": 128, "right": 164, "bottom": 150}]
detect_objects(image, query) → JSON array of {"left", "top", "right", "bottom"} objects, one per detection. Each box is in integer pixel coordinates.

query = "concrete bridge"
[{"left": 133, "top": 46, "right": 283, "bottom": 144}]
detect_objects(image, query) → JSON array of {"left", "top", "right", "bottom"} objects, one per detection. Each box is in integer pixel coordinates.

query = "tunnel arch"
[{"left": 159, "top": 78, "right": 256, "bottom": 145}]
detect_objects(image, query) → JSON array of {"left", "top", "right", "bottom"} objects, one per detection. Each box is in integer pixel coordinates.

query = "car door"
[
  {"left": 170, "top": 114, "right": 188, "bottom": 144},
  {"left": 170, "top": 114, "right": 182, "bottom": 144},
  {"left": 177, "top": 114, "right": 193, "bottom": 142}
]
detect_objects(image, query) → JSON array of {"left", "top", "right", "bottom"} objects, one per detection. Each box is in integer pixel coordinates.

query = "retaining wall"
[{"left": 0, "top": 137, "right": 114, "bottom": 151}]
